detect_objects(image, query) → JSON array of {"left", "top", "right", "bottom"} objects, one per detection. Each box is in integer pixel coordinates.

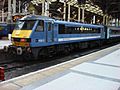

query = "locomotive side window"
[
  {"left": 58, "top": 24, "right": 101, "bottom": 34},
  {"left": 111, "top": 29, "right": 120, "bottom": 35},
  {"left": 36, "top": 20, "right": 44, "bottom": 32},
  {"left": 59, "top": 24, "right": 65, "bottom": 34}
]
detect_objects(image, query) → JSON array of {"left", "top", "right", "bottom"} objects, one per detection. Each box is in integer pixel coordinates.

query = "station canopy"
[
  {"left": 0, "top": 0, "right": 120, "bottom": 18},
  {"left": 0, "top": 0, "right": 30, "bottom": 12}
]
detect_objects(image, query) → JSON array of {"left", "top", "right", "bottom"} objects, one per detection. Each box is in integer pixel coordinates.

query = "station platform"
[
  {"left": 0, "top": 40, "right": 11, "bottom": 50},
  {"left": 0, "top": 44, "right": 120, "bottom": 90}
]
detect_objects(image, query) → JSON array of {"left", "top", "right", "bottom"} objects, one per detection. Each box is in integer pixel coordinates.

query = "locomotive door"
[{"left": 46, "top": 21, "right": 54, "bottom": 42}]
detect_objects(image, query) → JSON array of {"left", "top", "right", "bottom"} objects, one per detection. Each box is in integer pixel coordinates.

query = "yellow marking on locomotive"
[
  {"left": 12, "top": 42, "right": 30, "bottom": 47},
  {"left": 12, "top": 30, "right": 32, "bottom": 38}
]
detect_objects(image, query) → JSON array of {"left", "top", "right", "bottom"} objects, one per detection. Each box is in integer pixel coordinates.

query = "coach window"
[{"left": 36, "top": 20, "right": 44, "bottom": 32}]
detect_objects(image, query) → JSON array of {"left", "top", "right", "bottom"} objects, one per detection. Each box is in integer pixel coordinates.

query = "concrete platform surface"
[
  {"left": 0, "top": 40, "right": 11, "bottom": 49},
  {"left": 0, "top": 44, "right": 120, "bottom": 90}
]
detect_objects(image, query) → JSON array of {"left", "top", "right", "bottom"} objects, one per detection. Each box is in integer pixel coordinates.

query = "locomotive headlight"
[
  {"left": 21, "top": 38, "right": 26, "bottom": 42},
  {"left": 20, "top": 38, "right": 31, "bottom": 42}
]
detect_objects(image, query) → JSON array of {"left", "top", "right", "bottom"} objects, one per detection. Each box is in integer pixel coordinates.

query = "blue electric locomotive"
[{"left": 4, "top": 15, "right": 120, "bottom": 59}]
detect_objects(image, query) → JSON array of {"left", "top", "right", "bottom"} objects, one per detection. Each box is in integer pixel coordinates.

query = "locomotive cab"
[
  {"left": 11, "top": 20, "right": 35, "bottom": 46},
  {"left": 6, "top": 15, "right": 55, "bottom": 59}
]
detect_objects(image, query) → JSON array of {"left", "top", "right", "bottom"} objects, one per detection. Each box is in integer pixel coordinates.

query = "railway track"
[{"left": 0, "top": 42, "right": 119, "bottom": 80}]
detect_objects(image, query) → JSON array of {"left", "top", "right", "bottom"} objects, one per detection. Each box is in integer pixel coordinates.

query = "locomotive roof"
[
  {"left": 20, "top": 15, "right": 104, "bottom": 28},
  {"left": 20, "top": 15, "right": 54, "bottom": 21},
  {"left": 54, "top": 20, "right": 104, "bottom": 28}
]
